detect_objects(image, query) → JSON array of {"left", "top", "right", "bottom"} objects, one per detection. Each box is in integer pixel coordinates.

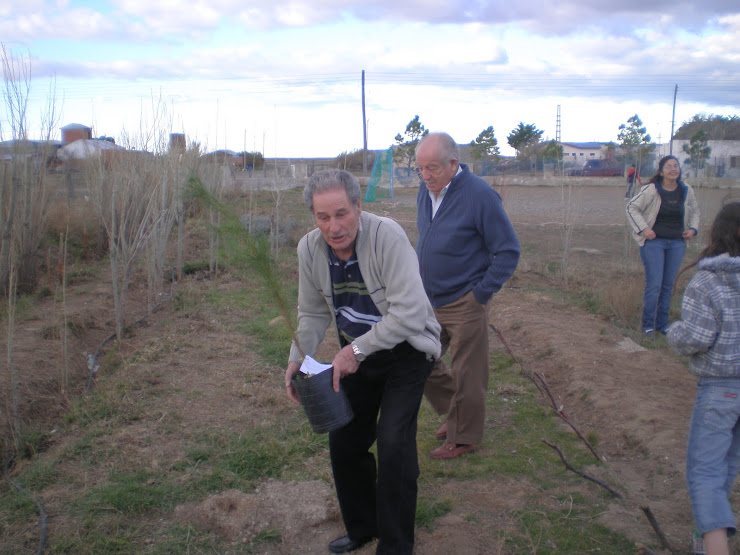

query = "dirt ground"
[{"left": 4, "top": 184, "right": 740, "bottom": 554}]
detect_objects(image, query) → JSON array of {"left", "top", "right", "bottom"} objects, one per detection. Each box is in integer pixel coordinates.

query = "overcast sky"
[{"left": 2, "top": 0, "right": 739, "bottom": 157}]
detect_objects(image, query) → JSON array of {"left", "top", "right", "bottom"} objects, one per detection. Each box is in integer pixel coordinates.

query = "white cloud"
[
  {"left": 111, "top": 0, "right": 222, "bottom": 34},
  {"left": 2, "top": 0, "right": 737, "bottom": 156}
]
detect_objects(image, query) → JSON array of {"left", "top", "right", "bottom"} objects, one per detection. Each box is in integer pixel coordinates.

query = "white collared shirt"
[{"left": 428, "top": 165, "right": 462, "bottom": 218}]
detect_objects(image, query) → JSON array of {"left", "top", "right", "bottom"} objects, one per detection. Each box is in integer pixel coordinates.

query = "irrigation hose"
[{"left": 3, "top": 454, "right": 48, "bottom": 555}]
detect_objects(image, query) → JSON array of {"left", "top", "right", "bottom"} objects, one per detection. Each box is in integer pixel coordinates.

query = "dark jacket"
[{"left": 416, "top": 164, "right": 520, "bottom": 308}]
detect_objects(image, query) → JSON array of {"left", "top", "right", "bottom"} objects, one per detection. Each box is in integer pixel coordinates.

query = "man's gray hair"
[
  {"left": 303, "top": 169, "right": 361, "bottom": 213},
  {"left": 417, "top": 132, "right": 459, "bottom": 164}
]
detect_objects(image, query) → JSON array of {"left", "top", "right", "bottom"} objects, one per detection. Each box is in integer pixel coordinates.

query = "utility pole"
[
  {"left": 555, "top": 105, "right": 562, "bottom": 175},
  {"left": 362, "top": 70, "right": 368, "bottom": 175},
  {"left": 669, "top": 84, "right": 678, "bottom": 155}
]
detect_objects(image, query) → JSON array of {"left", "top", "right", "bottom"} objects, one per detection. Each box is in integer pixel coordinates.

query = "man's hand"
[
  {"left": 643, "top": 228, "right": 657, "bottom": 240},
  {"left": 682, "top": 229, "right": 697, "bottom": 239},
  {"left": 284, "top": 361, "right": 303, "bottom": 406},
  {"left": 331, "top": 345, "right": 361, "bottom": 392}
]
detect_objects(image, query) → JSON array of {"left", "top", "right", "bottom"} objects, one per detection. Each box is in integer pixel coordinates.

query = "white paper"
[{"left": 300, "top": 355, "right": 333, "bottom": 375}]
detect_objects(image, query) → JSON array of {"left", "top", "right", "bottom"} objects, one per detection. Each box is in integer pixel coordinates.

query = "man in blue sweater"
[{"left": 416, "top": 132, "right": 520, "bottom": 459}]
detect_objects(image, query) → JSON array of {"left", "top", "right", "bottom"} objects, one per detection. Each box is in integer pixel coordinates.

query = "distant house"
[
  {"left": 56, "top": 138, "right": 127, "bottom": 171},
  {"left": 560, "top": 142, "right": 610, "bottom": 163},
  {"left": 0, "top": 139, "right": 61, "bottom": 172},
  {"left": 61, "top": 123, "right": 93, "bottom": 145},
  {"left": 0, "top": 139, "right": 60, "bottom": 159},
  {"left": 668, "top": 139, "right": 740, "bottom": 179}
]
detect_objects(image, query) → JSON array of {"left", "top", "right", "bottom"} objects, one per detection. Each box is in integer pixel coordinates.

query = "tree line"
[{"left": 390, "top": 113, "right": 738, "bottom": 174}]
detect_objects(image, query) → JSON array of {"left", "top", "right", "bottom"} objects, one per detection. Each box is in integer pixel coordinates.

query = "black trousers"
[{"left": 329, "top": 342, "right": 433, "bottom": 555}]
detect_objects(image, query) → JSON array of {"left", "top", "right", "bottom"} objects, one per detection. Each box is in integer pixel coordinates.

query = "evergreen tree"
[
  {"left": 393, "top": 115, "right": 428, "bottom": 173},
  {"left": 674, "top": 114, "right": 740, "bottom": 140},
  {"left": 618, "top": 114, "right": 654, "bottom": 166},
  {"left": 682, "top": 130, "right": 712, "bottom": 172},
  {"left": 541, "top": 140, "right": 563, "bottom": 160},
  {"left": 470, "top": 126, "right": 500, "bottom": 160},
  {"left": 507, "top": 123, "right": 543, "bottom": 158}
]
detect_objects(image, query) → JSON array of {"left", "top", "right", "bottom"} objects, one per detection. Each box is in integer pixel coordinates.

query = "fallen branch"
[
  {"left": 491, "top": 322, "right": 676, "bottom": 551},
  {"left": 490, "top": 323, "right": 603, "bottom": 462},
  {"left": 541, "top": 439, "right": 623, "bottom": 499},
  {"left": 641, "top": 506, "right": 676, "bottom": 554}
]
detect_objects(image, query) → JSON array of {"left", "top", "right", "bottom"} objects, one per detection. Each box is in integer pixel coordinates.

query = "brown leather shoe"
[
  {"left": 429, "top": 442, "right": 475, "bottom": 460},
  {"left": 434, "top": 420, "right": 448, "bottom": 440}
]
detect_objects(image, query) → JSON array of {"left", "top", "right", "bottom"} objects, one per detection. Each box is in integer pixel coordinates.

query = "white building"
[{"left": 662, "top": 139, "right": 740, "bottom": 178}]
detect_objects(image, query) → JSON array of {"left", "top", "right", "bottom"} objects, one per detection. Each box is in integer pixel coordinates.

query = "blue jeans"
[
  {"left": 639, "top": 237, "right": 686, "bottom": 332},
  {"left": 687, "top": 379, "right": 740, "bottom": 536}
]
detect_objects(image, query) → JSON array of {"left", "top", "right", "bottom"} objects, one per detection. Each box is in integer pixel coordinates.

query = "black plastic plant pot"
[{"left": 292, "top": 368, "right": 353, "bottom": 433}]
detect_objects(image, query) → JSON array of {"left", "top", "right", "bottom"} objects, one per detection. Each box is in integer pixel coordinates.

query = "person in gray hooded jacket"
[{"left": 667, "top": 202, "right": 740, "bottom": 555}]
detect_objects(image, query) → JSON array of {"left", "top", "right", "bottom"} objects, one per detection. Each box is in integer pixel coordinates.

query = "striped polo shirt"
[{"left": 328, "top": 246, "right": 382, "bottom": 345}]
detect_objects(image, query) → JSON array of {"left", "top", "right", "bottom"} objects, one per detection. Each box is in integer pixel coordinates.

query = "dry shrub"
[
  {"left": 47, "top": 197, "right": 106, "bottom": 259},
  {"left": 597, "top": 273, "right": 643, "bottom": 327}
]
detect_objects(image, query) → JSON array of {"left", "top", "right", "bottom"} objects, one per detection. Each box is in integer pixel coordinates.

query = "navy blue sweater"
[{"left": 416, "top": 164, "right": 520, "bottom": 308}]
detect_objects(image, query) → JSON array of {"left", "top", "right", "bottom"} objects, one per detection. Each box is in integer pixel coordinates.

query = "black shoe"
[{"left": 328, "top": 535, "right": 373, "bottom": 553}]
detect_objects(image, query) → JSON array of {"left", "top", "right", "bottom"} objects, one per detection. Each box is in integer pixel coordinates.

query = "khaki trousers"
[{"left": 424, "top": 290, "right": 489, "bottom": 445}]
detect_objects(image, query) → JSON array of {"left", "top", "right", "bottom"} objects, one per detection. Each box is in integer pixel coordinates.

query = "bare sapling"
[
  {"left": 270, "top": 153, "right": 283, "bottom": 259},
  {"left": 85, "top": 94, "right": 186, "bottom": 337},
  {"left": 194, "top": 158, "right": 225, "bottom": 276},
  {"left": 85, "top": 152, "right": 166, "bottom": 341},
  {"left": 60, "top": 230, "right": 70, "bottom": 397},
  {"left": 0, "top": 43, "right": 60, "bottom": 295},
  {"left": 125, "top": 94, "right": 182, "bottom": 310},
  {"left": 145, "top": 137, "right": 179, "bottom": 310},
  {"left": 5, "top": 253, "right": 21, "bottom": 452},
  {"left": 559, "top": 177, "right": 582, "bottom": 284},
  {"left": 187, "top": 180, "right": 304, "bottom": 358},
  {"left": 173, "top": 141, "right": 202, "bottom": 281}
]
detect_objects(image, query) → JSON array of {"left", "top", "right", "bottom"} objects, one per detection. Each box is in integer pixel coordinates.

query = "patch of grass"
[
  {"left": 421, "top": 349, "right": 597, "bottom": 483},
  {"left": 78, "top": 470, "right": 182, "bottom": 515},
  {"left": 72, "top": 418, "right": 330, "bottom": 507},
  {"left": 416, "top": 496, "right": 453, "bottom": 530},
  {"left": 1, "top": 487, "right": 37, "bottom": 522},
  {"left": 50, "top": 515, "right": 145, "bottom": 553},
  {"left": 98, "top": 343, "right": 124, "bottom": 375},
  {"left": 240, "top": 312, "right": 294, "bottom": 367},
  {"left": 1, "top": 292, "right": 35, "bottom": 321},
  {"left": 417, "top": 346, "right": 636, "bottom": 549},
  {"left": 16, "top": 457, "right": 59, "bottom": 490},
  {"left": 129, "top": 339, "right": 173, "bottom": 363},
  {"left": 182, "top": 259, "right": 210, "bottom": 275},
  {"left": 508, "top": 505, "right": 638, "bottom": 554},
  {"left": 64, "top": 388, "right": 124, "bottom": 427},
  {"left": 66, "top": 266, "right": 100, "bottom": 285},
  {"left": 207, "top": 424, "right": 328, "bottom": 482},
  {"left": 16, "top": 425, "right": 49, "bottom": 458},
  {"left": 252, "top": 526, "right": 282, "bottom": 546},
  {"left": 186, "top": 468, "right": 246, "bottom": 496},
  {"left": 145, "top": 524, "right": 228, "bottom": 554}
]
